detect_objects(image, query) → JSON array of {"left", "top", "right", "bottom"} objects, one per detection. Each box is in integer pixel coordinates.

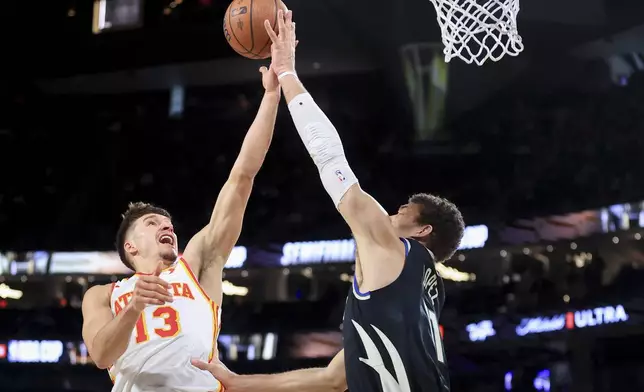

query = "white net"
[{"left": 428, "top": 0, "right": 524, "bottom": 66}]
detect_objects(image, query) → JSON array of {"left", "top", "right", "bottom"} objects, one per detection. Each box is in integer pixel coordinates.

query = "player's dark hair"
[
  {"left": 116, "top": 202, "right": 172, "bottom": 271},
  {"left": 409, "top": 193, "right": 465, "bottom": 262}
]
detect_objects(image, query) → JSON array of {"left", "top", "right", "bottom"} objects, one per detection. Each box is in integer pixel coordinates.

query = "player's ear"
[
  {"left": 124, "top": 240, "right": 138, "bottom": 257},
  {"left": 417, "top": 224, "right": 433, "bottom": 238}
]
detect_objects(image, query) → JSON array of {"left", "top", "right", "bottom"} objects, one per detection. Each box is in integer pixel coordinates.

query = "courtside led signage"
[
  {"left": 281, "top": 225, "right": 489, "bottom": 265},
  {"left": 7, "top": 340, "right": 64, "bottom": 363},
  {"left": 516, "top": 314, "right": 565, "bottom": 336},
  {"left": 466, "top": 320, "right": 496, "bottom": 342},
  {"left": 515, "top": 304, "right": 629, "bottom": 337}
]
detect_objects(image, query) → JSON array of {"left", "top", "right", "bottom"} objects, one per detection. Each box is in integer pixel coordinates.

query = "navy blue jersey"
[{"left": 342, "top": 238, "right": 449, "bottom": 392}]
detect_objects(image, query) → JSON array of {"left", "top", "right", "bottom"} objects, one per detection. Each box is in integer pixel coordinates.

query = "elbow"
[
  {"left": 331, "top": 381, "right": 347, "bottom": 392},
  {"left": 93, "top": 356, "right": 112, "bottom": 370},
  {"left": 231, "top": 150, "right": 267, "bottom": 180},
  {"left": 330, "top": 379, "right": 347, "bottom": 392},
  {"left": 230, "top": 167, "right": 257, "bottom": 183},
  {"left": 89, "top": 347, "right": 112, "bottom": 370},
  {"left": 95, "top": 361, "right": 111, "bottom": 370},
  {"left": 321, "top": 369, "right": 346, "bottom": 392}
]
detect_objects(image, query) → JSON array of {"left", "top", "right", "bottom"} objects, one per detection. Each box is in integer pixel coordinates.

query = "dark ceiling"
[{"left": 2, "top": 0, "right": 643, "bottom": 80}]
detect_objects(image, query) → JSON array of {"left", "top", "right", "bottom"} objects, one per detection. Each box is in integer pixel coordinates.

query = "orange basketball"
[{"left": 223, "top": 0, "right": 288, "bottom": 59}]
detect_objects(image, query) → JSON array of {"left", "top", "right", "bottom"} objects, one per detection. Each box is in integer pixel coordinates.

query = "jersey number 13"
[{"left": 134, "top": 306, "right": 181, "bottom": 344}]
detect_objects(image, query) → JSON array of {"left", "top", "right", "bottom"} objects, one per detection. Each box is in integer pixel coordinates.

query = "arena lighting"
[
  {"left": 435, "top": 263, "right": 475, "bottom": 282},
  {"left": 218, "top": 333, "right": 278, "bottom": 361},
  {"left": 222, "top": 246, "right": 248, "bottom": 269},
  {"left": 47, "top": 248, "right": 247, "bottom": 274},
  {"left": 339, "top": 273, "right": 352, "bottom": 282},
  {"left": 0, "top": 284, "right": 23, "bottom": 299},
  {"left": 515, "top": 304, "right": 629, "bottom": 337},
  {"left": 505, "top": 370, "right": 550, "bottom": 392},
  {"left": 504, "top": 372, "right": 512, "bottom": 391},
  {"left": 466, "top": 320, "right": 495, "bottom": 342},
  {"left": 281, "top": 225, "right": 488, "bottom": 265},
  {"left": 92, "top": 0, "right": 143, "bottom": 34},
  {"left": 169, "top": 85, "right": 185, "bottom": 118},
  {"left": 533, "top": 370, "right": 551, "bottom": 392},
  {"left": 222, "top": 280, "right": 248, "bottom": 296}
]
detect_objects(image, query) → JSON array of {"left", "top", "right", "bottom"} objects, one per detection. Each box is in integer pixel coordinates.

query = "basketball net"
[{"left": 428, "top": 0, "right": 524, "bottom": 66}]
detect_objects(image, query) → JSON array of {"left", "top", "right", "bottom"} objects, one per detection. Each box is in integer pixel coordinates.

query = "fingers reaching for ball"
[
  {"left": 285, "top": 9, "right": 293, "bottom": 26},
  {"left": 264, "top": 10, "right": 295, "bottom": 44},
  {"left": 264, "top": 19, "right": 279, "bottom": 43},
  {"left": 277, "top": 10, "right": 287, "bottom": 36},
  {"left": 264, "top": 9, "right": 297, "bottom": 76}
]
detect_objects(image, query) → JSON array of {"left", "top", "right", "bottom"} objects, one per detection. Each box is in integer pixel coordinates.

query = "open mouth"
[{"left": 159, "top": 234, "right": 175, "bottom": 246}]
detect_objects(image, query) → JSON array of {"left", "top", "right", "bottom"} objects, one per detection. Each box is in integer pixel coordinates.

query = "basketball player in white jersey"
[{"left": 81, "top": 65, "right": 282, "bottom": 392}]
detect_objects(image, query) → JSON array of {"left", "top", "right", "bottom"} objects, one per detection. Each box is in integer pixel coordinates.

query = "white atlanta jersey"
[{"left": 108, "top": 258, "right": 223, "bottom": 392}]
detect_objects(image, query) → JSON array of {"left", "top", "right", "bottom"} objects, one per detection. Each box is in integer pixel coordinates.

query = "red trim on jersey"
[
  {"left": 179, "top": 257, "right": 222, "bottom": 368},
  {"left": 207, "top": 382, "right": 224, "bottom": 392},
  {"left": 208, "top": 301, "right": 220, "bottom": 363},
  {"left": 178, "top": 257, "right": 214, "bottom": 303}
]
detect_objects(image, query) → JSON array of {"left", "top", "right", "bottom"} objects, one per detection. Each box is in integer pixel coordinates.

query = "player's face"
[
  {"left": 128, "top": 213, "right": 178, "bottom": 263},
  {"left": 390, "top": 203, "right": 432, "bottom": 239}
]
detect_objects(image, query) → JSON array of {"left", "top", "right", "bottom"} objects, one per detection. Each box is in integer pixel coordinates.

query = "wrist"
[
  {"left": 278, "top": 70, "right": 297, "bottom": 81},
  {"left": 223, "top": 373, "right": 243, "bottom": 392},
  {"left": 263, "top": 89, "right": 281, "bottom": 99}
]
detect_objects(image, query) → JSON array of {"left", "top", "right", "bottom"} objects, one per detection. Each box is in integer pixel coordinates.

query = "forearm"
[
  {"left": 229, "top": 368, "right": 342, "bottom": 392},
  {"left": 91, "top": 305, "right": 140, "bottom": 368},
  {"left": 280, "top": 74, "right": 359, "bottom": 207},
  {"left": 232, "top": 91, "right": 280, "bottom": 177},
  {"left": 279, "top": 74, "right": 307, "bottom": 104}
]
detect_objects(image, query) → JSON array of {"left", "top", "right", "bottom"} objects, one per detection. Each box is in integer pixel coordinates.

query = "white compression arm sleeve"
[{"left": 287, "top": 93, "right": 359, "bottom": 207}]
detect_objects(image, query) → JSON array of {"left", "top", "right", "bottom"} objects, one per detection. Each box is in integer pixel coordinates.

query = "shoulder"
[{"left": 83, "top": 284, "right": 112, "bottom": 306}]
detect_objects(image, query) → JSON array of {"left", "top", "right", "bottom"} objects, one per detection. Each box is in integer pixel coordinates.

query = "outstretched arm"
[
  {"left": 193, "top": 349, "right": 347, "bottom": 392},
  {"left": 279, "top": 76, "right": 400, "bottom": 250},
  {"left": 266, "top": 11, "right": 404, "bottom": 289},
  {"left": 182, "top": 67, "right": 280, "bottom": 302}
]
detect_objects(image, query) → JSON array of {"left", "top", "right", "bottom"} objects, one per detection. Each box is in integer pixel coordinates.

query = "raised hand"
[
  {"left": 264, "top": 10, "right": 297, "bottom": 76},
  {"left": 130, "top": 263, "right": 173, "bottom": 312}
]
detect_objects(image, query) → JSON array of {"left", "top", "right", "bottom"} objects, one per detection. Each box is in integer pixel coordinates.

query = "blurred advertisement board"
[{"left": 0, "top": 251, "right": 49, "bottom": 276}]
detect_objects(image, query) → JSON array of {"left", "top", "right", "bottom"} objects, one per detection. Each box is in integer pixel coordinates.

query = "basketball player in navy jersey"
[{"left": 193, "top": 10, "right": 465, "bottom": 392}]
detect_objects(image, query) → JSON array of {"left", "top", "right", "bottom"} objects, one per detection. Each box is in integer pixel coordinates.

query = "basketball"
[{"left": 223, "top": 0, "right": 288, "bottom": 59}]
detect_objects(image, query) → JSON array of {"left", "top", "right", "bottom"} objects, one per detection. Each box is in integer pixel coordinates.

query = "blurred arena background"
[{"left": 2, "top": 0, "right": 644, "bottom": 391}]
